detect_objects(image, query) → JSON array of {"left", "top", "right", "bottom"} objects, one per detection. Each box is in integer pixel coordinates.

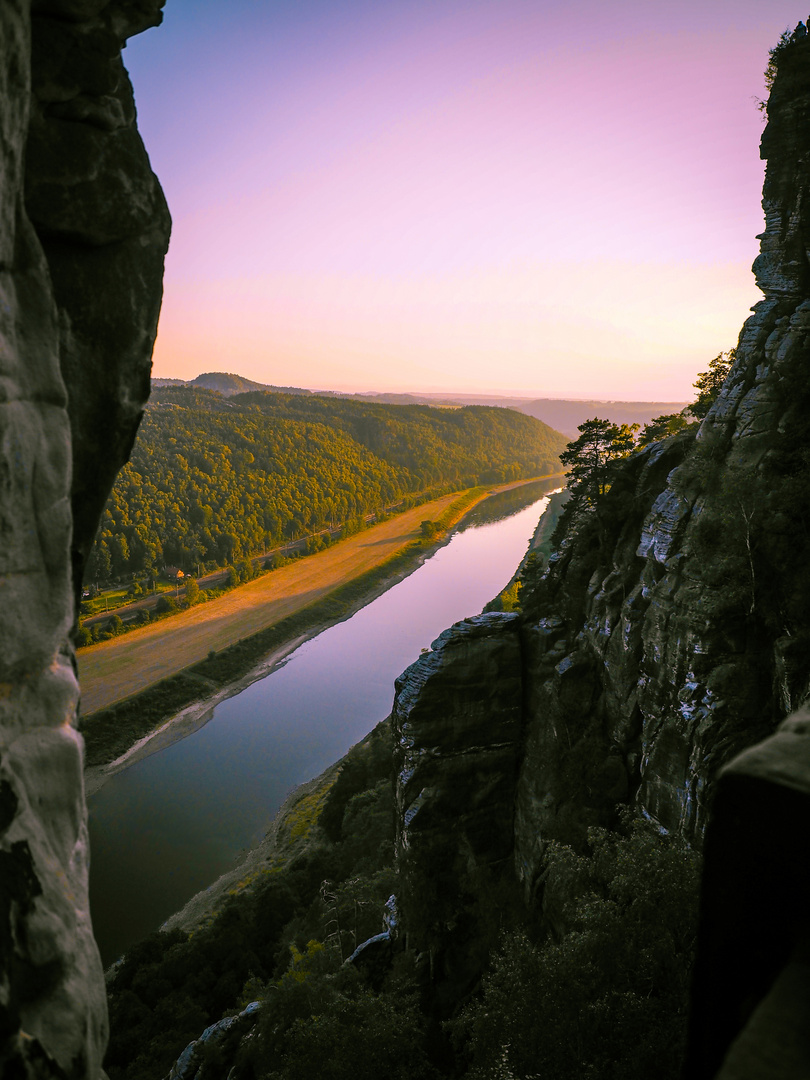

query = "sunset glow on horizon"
[{"left": 125, "top": 1, "right": 810, "bottom": 400}]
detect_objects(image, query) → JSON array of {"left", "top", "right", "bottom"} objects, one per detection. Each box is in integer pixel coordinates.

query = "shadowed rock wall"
[
  {"left": 27, "top": 0, "right": 171, "bottom": 603},
  {"left": 393, "top": 613, "right": 523, "bottom": 1009},
  {"left": 685, "top": 708, "right": 810, "bottom": 1078},
  {"left": 0, "top": 2, "right": 168, "bottom": 1075},
  {"left": 509, "top": 23, "right": 810, "bottom": 878},
  {"left": 393, "top": 25, "right": 810, "bottom": 1022}
]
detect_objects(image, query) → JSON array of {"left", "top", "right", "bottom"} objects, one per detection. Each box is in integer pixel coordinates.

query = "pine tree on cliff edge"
[{"left": 559, "top": 418, "right": 637, "bottom": 508}]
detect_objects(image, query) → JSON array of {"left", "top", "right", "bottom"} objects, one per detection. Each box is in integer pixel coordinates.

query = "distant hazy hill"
[
  {"left": 152, "top": 372, "right": 313, "bottom": 396},
  {"left": 351, "top": 393, "right": 690, "bottom": 435},
  {"left": 150, "top": 373, "right": 687, "bottom": 438},
  {"left": 516, "top": 399, "right": 690, "bottom": 438},
  {"left": 87, "top": 386, "right": 567, "bottom": 580},
  {"left": 192, "top": 372, "right": 316, "bottom": 396}
]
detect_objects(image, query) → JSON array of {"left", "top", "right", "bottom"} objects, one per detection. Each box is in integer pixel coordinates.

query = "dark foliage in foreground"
[
  {"left": 450, "top": 815, "right": 700, "bottom": 1079},
  {"left": 106, "top": 728, "right": 700, "bottom": 1080},
  {"left": 105, "top": 724, "right": 398, "bottom": 1080}
]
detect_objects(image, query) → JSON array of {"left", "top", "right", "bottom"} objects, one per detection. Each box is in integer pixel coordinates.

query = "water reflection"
[{"left": 459, "top": 477, "right": 562, "bottom": 530}]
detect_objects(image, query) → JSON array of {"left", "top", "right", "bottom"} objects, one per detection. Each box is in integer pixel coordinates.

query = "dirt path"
[{"left": 78, "top": 492, "right": 466, "bottom": 715}]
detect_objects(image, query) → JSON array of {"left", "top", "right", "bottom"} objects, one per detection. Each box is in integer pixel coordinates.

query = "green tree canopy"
[
  {"left": 85, "top": 387, "right": 567, "bottom": 585},
  {"left": 638, "top": 412, "right": 689, "bottom": 446},
  {"left": 559, "top": 418, "right": 637, "bottom": 506},
  {"left": 691, "top": 349, "right": 735, "bottom": 419}
]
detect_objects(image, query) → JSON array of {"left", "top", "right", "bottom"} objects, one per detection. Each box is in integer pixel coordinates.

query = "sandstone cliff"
[
  {"left": 394, "top": 21, "right": 810, "bottom": 1006},
  {"left": 0, "top": 2, "right": 168, "bottom": 1076}
]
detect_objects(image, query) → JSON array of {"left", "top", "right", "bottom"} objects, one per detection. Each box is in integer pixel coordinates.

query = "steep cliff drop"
[
  {"left": 394, "top": 20, "right": 810, "bottom": 1049},
  {"left": 0, "top": 2, "right": 169, "bottom": 1077}
]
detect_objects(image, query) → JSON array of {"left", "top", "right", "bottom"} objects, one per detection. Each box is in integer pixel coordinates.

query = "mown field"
[{"left": 79, "top": 492, "right": 463, "bottom": 713}]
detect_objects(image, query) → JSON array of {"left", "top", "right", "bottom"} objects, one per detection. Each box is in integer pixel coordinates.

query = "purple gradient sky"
[{"left": 125, "top": 1, "right": 810, "bottom": 398}]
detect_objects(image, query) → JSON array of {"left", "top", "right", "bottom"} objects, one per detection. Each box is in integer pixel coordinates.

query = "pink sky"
[{"left": 125, "top": 1, "right": 810, "bottom": 399}]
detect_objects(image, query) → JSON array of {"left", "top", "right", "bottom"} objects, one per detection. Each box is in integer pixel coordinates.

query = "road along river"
[{"left": 88, "top": 487, "right": 557, "bottom": 965}]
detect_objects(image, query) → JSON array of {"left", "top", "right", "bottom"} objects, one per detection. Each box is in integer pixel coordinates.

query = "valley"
[
  {"left": 87, "top": 488, "right": 556, "bottom": 968},
  {"left": 78, "top": 477, "right": 560, "bottom": 718},
  {"left": 4, "top": 4, "right": 808, "bottom": 1079}
]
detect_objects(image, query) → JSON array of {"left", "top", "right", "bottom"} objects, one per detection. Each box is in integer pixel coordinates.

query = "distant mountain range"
[{"left": 151, "top": 372, "right": 689, "bottom": 438}]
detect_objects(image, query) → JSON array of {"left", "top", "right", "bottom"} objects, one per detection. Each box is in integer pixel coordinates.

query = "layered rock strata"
[{"left": 0, "top": 2, "right": 168, "bottom": 1076}]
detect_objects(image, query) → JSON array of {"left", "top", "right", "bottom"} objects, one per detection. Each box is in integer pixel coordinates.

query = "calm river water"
[{"left": 88, "top": 484, "right": 557, "bottom": 965}]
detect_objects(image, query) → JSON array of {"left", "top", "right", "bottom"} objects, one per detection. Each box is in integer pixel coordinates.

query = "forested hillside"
[{"left": 86, "top": 388, "right": 566, "bottom": 582}]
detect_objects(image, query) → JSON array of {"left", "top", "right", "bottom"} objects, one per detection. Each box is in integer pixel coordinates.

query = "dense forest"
[{"left": 86, "top": 388, "right": 566, "bottom": 583}]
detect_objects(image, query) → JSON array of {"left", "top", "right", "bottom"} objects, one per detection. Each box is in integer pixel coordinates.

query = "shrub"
[
  {"left": 452, "top": 815, "right": 700, "bottom": 1080},
  {"left": 155, "top": 595, "right": 177, "bottom": 615},
  {"left": 264, "top": 553, "right": 289, "bottom": 571}
]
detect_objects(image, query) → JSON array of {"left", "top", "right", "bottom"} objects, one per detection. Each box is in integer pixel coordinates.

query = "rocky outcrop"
[
  {"left": 512, "top": 23, "right": 810, "bottom": 867},
  {"left": 166, "top": 1003, "right": 261, "bottom": 1080},
  {"left": 26, "top": 0, "right": 171, "bottom": 601},
  {"left": 0, "top": 1, "right": 168, "bottom": 1076},
  {"left": 393, "top": 613, "right": 523, "bottom": 1008},
  {"left": 394, "top": 22, "right": 810, "bottom": 1007}
]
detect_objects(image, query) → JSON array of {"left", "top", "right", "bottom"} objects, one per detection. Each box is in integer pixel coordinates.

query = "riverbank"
[
  {"left": 84, "top": 632, "right": 310, "bottom": 797},
  {"left": 82, "top": 476, "right": 563, "bottom": 791},
  {"left": 158, "top": 746, "right": 346, "bottom": 937}
]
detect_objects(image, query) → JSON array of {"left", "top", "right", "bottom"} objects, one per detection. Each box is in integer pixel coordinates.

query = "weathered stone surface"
[
  {"left": 393, "top": 613, "right": 523, "bottom": 1006},
  {"left": 507, "top": 27, "right": 810, "bottom": 897},
  {"left": 0, "top": 5, "right": 105, "bottom": 1074},
  {"left": 0, "top": 0, "right": 167, "bottom": 1075},
  {"left": 166, "top": 1002, "right": 261, "bottom": 1080},
  {"left": 27, "top": 0, "right": 171, "bottom": 601}
]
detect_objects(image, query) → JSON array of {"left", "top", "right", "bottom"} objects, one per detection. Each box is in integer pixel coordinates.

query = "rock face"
[
  {"left": 393, "top": 613, "right": 523, "bottom": 1008},
  {"left": 26, "top": 0, "right": 171, "bottom": 602},
  {"left": 0, "top": 2, "right": 168, "bottom": 1076},
  {"left": 394, "top": 23, "right": 810, "bottom": 997},
  {"left": 166, "top": 1003, "right": 262, "bottom": 1080}
]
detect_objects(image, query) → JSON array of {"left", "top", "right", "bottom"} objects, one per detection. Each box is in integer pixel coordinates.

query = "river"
[{"left": 88, "top": 486, "right": 556, "bottom": 965}]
